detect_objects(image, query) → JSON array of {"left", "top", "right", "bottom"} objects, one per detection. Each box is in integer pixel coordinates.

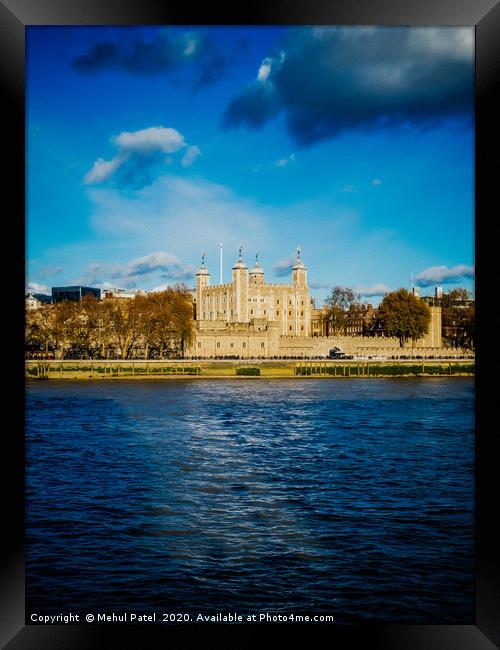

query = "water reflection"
[{"left": 26, "top": 379, "right": 474, "bottom": 622}]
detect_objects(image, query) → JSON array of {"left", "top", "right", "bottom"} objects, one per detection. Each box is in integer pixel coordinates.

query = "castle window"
[
  {"left": 264, "top": 310, "right": 266, "bottom": 315},
  {"left": 301, "top": 311, "right": 304, "bottom": 316},
  {"left": 301, "top": 325, "right": 304, "bottom": 331},
  {"left": 289, "top": 325, "right": 292, "bottom": 331},
  {"left": 289, "top": 300, "right": 292, "bottom": 305},
  {"left": 289, "top": 310, "right": 292, "bottom": 316},
  {"left": 261, "top": 342, "right": 265, "bottom": 348},
  {"left": 277, "top": 300, "right": 280, "bottom": 304},
  {"left": 277, "top": 310, "right": 280, "bottom": 316},
  {"left": 216, "top": 342, "right": 220, "bottom": 348},
  {"left": 197, "top": 342, "right": 201, "bottom": 348},
  {"left": 243, "top": 342, "right": 246, "bottom": 348},
  {"left": 250, "top": 309, "right": 253, "bottom": 314},
  {"left": 230, "top": 343, "right": 234, "bottom": 348}
]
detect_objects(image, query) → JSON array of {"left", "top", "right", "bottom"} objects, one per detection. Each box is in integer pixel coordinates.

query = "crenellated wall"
[{"left": 186, "top": 324, "right": 465, "bottom": 359}]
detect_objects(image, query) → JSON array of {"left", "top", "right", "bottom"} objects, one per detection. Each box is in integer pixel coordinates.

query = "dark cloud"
[
  {"left": 222, "top": 27, "right": 474, "bottom": 145},
  {"left": 224, "top": 82, "right": 281, "bottom": 129},
  {"left": 73, "top": 30, "right": 230, "bottom": 89}
]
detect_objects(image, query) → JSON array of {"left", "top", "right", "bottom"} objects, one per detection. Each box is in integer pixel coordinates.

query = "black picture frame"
[{"left": 3, "top": 1, "right": 498, "bottom": 647}]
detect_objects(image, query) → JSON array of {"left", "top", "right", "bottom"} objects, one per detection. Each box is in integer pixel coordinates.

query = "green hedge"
[
  {"left": 236, "top": 367, "right": 261, "bottom": 376},
  {"left": 295, "top": 363, "right": 474, "bottom": 377}
]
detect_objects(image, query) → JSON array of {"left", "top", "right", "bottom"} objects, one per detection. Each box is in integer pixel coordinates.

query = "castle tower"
[
  {"left": 232, "top": 246, "right": 249, "bottom": 323},
  {"left": 291, "top": 247, "right": 310, "bottom": 336},
  {"left": 292, "top": 247, "right": 307, "bottom": 287},
  {"left": 195, "top": 252, "right": 210, "bottom": 322},
  {"left": 423, "top": 305, "right": 442, "bottom": 347},
  {"left": 249, "top": 252, "right": 265, "bottom": 287}
]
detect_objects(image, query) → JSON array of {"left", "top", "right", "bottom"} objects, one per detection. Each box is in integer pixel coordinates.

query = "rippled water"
[{"left": 26, "top": 378, "right": 474, "bottom": 623}]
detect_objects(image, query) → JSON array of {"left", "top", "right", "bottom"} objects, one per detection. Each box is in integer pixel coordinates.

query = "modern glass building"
[{"left": 51, "top": 286, "right": 101, "bottom": 302}]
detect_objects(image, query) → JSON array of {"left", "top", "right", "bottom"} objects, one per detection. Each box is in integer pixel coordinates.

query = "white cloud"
[
  {"left": 183, "top": 38, "right": 198, "bottom": 57},
  {"left": 371, "top": 178, "right": 382, "bottom": 186},
  {"left": 309, "top": 281, "right": 331, "bottom": 290},
  {"left": 275, "top": 153, "right": 296, "bottom": 167},
  {"left": 181, "top": 145, "right": 201, "bottom": 167},
  {"left": 113, "top": 127, "right": 186, "bottom": 154},
  {"left": 151, "top": 282, "right": 174, "bottom": 292},
  {"left": 87, "top": 174, "right": 269, "bottom": 252},
  {"left": 257, "top": 52, "right": 285, "bottom": 83},
  {"left": 257, "top": 59, "right": 272, "bottom": 82},
  {"left": 84, "top": 126, "right": 199, "bottom": 185},
  {"left": 408, "top": 27, "right": 474, "bottom": 61},
  {"left": 37, "top": 265, "right": 63, "bottom": 280},
  {"left": 354, "top": 283, "right": 392, "bottom": 297},
  {"left": 84, "top": 153, "right": 127, "bottom": 184},
  {"left": 273, "top": 258, "right": 295, "bottom": 277},
  {"left": 26, "top": 281, "right": 50, "bottom": 294},
  {"left": 415, "top": 264, "right": 474, "bottom": 287},
  {"left": 342, "top": 184, "right": 355, "bottom": 193},
  {"left": 80, "top": 251, "right": 194, "bottom": 288}
]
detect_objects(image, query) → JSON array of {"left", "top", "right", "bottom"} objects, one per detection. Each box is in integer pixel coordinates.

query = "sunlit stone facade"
[
  {"left": 187, "top": 248, "right": 443, "bottom": 359},
  {"left": 195, "top": 249, "right": 312, "bottom": 336}
]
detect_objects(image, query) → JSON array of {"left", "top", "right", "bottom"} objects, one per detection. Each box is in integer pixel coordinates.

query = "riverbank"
[{"left": 26, "top": 359, "right": 475, "bottom": 380}]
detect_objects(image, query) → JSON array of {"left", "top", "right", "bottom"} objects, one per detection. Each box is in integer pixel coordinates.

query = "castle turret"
[
  {"left": 195, "top": 252, "right": 210, "bottom": 321},
  {"left": 249, "top": 252, "right": 265, "bottom": 287},
  {"left": 292, "top": 247, "right": 307, "bottom": 288},
  {"left": 232, "top": 246, "right": 248, "bottom": 322}
]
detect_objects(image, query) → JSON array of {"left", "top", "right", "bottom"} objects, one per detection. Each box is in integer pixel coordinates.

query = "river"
[{"left": 26, "top": 378, "right": 474, "bottom": 623}]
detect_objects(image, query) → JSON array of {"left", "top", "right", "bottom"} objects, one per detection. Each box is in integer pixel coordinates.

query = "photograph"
[
  {"left": 2, "top": 1, "right": 499, "bottom": 648},
  {"left": 24, "top": 22, "right": 476, "bottom": 620}
]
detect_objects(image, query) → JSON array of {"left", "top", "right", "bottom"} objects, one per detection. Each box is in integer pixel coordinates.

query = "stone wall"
[{"left": 187, "top": 328, "right": 471, "bottom": 359}]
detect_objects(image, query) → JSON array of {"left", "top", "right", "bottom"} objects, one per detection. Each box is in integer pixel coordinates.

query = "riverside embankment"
[{"left": 25, "top": 358, "right": 475, "bottom": 380}]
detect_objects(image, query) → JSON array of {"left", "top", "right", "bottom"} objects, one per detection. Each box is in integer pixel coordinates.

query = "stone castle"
[{"left": 186, "top": 248, "right": 445, "bottom": 359}]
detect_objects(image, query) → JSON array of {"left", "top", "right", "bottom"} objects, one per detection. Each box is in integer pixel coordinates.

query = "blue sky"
[{"left": 26, "top": 26, "right": 474, "bottom": 305}]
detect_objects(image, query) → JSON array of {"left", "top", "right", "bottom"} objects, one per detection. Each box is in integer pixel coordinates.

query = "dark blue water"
[{"left": 26, "top": 379, "right": 474, "bottom": 623}]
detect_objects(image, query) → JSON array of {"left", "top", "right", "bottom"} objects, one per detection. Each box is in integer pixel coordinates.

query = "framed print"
[{"left": 3, "top": 0, "right": 499, "bottom": 647}]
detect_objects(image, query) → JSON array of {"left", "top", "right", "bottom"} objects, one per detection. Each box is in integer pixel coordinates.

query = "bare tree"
[
  {"left": 323, "top": 286, "right": 360, "bottom": 335},
  {"left": 108, "top": 299, "right": 142, "bottom": 360}
]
